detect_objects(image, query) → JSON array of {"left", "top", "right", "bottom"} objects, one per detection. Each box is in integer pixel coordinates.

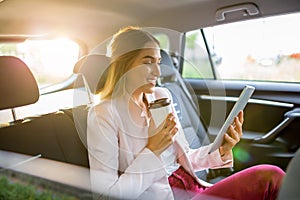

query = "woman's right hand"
[{"left": 146, "top": 113, "right": 178, "bottom": 156}]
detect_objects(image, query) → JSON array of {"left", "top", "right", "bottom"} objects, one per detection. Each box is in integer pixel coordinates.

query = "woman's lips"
[{"left": 147, "top": 78, "right": 157, "bottom": 86}]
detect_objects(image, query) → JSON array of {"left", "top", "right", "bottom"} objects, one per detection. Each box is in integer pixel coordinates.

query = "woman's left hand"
[{"left": 219, "top": 111, "right": 244, "bottom": 160}]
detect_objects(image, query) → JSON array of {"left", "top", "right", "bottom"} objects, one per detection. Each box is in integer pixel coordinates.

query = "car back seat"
[
  {"left": 65, "top": 54, "right": 110, "bottom": 154},
  {"left": 159, "top": 50, "right": 234, "bottom": 182},
  {"left": 159, "top": 50, "right": 211, "bottom": 148},
  {"left": 0, "top": 56, "right": 88, "bottom": 167},
  {"left": 159, "top": 50, "right": 212, "bottom": 180}
]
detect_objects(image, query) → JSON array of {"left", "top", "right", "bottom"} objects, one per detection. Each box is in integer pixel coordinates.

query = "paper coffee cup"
[{"left": 149, "top": 98, "right": 172, "bottom": 128}]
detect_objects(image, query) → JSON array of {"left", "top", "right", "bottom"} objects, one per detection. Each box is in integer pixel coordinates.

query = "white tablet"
[{"left": 209, "top": 85, "right": 255, "bottom": 154}]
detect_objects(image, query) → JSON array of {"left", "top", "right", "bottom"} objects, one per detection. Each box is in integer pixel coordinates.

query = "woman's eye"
[
  {"left": 143, "top": 60, "right": 152, "bottom": 64},
  {"left": 143, "top": 61, "right": 161, "bottom": 65}
]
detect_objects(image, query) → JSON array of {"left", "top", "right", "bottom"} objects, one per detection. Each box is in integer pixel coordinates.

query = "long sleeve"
[
  {"left": 187, "top": 144, "right": 233, "bottom": 172},
  {"left": 87, "top": 102, "right": 167, "bottom": 199}
]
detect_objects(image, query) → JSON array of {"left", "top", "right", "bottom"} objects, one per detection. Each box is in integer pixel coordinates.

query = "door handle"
[{"left": 253, "top": 108, "right": 300, "bottom": 144}]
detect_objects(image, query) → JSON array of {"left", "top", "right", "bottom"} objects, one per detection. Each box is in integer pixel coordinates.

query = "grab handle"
[{"left": 216, "top": 3, "right": 259, "bottom": 22}]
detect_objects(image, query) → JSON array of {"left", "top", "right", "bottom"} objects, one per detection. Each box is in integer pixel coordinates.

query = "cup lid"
[{"left": 149, "top": 98, "right": 171, "bottom": 109}]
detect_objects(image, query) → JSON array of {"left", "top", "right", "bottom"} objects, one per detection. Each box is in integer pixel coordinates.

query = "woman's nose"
[{"left": 152, "top": 63, "right": 161, "bottom": 77}]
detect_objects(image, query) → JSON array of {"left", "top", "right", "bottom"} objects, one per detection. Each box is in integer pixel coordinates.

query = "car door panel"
[{"left": 187, "top": 79, "right": 300, "bottom": 171}]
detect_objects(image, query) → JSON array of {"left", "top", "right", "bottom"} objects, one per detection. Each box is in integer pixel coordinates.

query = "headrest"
[
  {"left": 0, "top": 56, "right": 39, "bottom": 110},
  {"left": 159, "top": 49, "right": 177, "bottom": 84},
  {"left": 73, "top": 54, "right": 110, "bottom": 94}
]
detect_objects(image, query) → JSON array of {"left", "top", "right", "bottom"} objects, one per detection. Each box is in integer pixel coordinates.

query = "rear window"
[
  {"left": 0, "top": 38, "right": 80, "bottom": 87},
  {"left": 0, "top": 38, "right": 81, "bottom": 123}
]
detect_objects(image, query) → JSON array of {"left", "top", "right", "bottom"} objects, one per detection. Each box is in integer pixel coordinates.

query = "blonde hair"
[{"left": 98, "top": 26, "right": 160, "bottom": 100}]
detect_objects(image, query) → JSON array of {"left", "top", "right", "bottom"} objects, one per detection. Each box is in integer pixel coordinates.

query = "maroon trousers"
[{"left": 168, "top": 164, "right": 285, "bottom": 200}]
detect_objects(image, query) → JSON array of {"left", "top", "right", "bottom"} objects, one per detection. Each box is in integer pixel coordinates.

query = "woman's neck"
[{"left": 131, "top": 90, "right": 144, "bottom": 106}]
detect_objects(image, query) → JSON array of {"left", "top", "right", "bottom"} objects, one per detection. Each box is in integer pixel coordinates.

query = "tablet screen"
[{"left": 209, "top": 85, "right": 255, "bottom": 154}]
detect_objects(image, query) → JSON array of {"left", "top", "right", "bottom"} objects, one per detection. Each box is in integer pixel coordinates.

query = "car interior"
[{"left": 0, "top": 0, "right": 300, "bottom": 198}]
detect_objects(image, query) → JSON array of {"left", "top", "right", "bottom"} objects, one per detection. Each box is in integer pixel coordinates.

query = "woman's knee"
[{"left": 251, "top": 164, "right": 285, "bottom": 183}]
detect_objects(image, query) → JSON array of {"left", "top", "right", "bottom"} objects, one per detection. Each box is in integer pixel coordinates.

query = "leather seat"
[
  {"left": 278, "top": 147, "right": 300, "bottom": 200},
  {"left": 0, "top": 56, "right": 39, "bottom": 120},
  {"left": 0, "top": 56, "right": 88, "bottom": 166},
  {"left": 159, "top": 50, "right": 234, "bottom": 182}
]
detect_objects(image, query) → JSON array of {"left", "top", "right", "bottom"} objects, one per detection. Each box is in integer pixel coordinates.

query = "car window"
[
  {"left": 197, "top": 12, "right": 300, "bottom": 83},
  {"left": 153, "top": 33, "right": 170, "bottom": 51},
  {"left": 0, "top": 38, "right": 80, "bottom": 87},
  {"left": 182, "top": 30, "right": 215, "bottom": 79},
  {"left": 0, "top": 38, "right": 81, "bottom": 124}
]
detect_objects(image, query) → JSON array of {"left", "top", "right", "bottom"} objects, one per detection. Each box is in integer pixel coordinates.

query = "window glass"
[
  {"left": 203, "top": 12, "right": 300, "bottom": 83},
  {"left": 0, "top": 38, "right": 80, "bottom": 123},
  {"left": 182, "top": 30, "right": 215, "bottom": 79},
  {"left": 153, "top": 33, "right": 170, "bottom": 51},
  {"left": 0, "top": 38, "right": 80, "bottom": 87}
]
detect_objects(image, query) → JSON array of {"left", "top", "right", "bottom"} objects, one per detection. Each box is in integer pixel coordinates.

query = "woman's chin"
[{"left": 143, "top": 85, "right": 156, "bottom": 94}]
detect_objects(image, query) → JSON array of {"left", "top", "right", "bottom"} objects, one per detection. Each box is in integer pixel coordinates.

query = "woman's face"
[{"left": 125, "top": 42, "right": 161, "bottom": 95}]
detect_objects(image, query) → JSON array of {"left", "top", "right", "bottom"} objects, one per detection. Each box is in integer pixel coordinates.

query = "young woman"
[{"left": 87, "top": 26, "right": 285, "bottom": 200}]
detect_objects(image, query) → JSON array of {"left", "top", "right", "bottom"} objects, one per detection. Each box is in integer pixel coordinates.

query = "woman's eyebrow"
[{"left": 142, "top": 55, "right": 161, "bottom": 60}]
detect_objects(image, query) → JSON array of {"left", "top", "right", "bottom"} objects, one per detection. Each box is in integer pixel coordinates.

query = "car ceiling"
[{"left": 0, "top": 0, "right": 300, "bottom": 49}]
